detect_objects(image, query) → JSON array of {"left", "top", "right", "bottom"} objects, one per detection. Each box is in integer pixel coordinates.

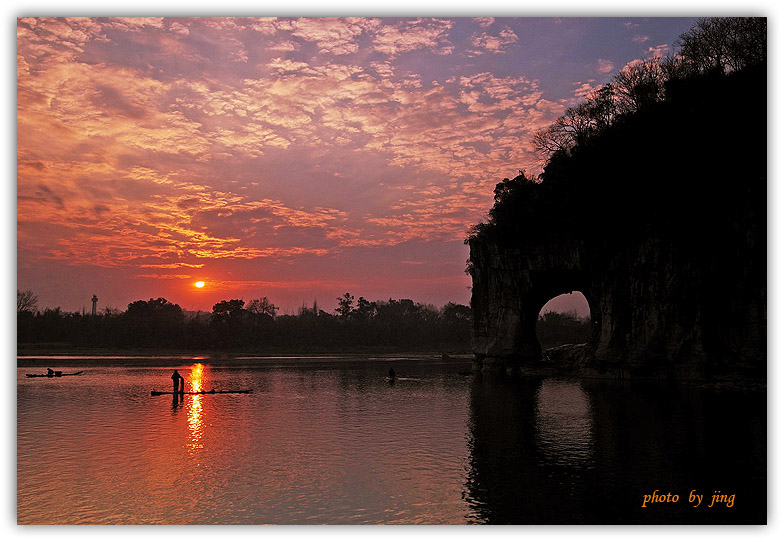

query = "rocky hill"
[{"left": 467, "top": 64, "right": 766, "bottom": 380}]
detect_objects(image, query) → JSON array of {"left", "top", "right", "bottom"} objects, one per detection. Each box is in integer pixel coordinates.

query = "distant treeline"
[
  {"left": 16, "top": 291, "right": 472, "bottom": 352},
  {"left": 536, "top": 311, "right": 591, "bottom": 351},
  {"left": 17, "top": 290, "right": 589, "bottom": 352}
]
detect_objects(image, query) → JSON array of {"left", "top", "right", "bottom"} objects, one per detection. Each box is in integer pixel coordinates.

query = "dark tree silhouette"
[
  {"left": 247, "top": 297, "right": 278, "bottom": 318},
  {"left": 212, "top": 299, "right": 246, "bottom": 317},
  {"left": 613, "top": 57, "right": 667, "bottom": 114},
  {"left": 210, "top": 299, "right": 248, "bottom": 348},
  {"left": 17, "top": 289, "right": 38, "bottom": 314},
  {"left": 531, "top": 18, "right": 766, "bottom": 160},
  {"left": 676, "top": 17, "right": 766, "bottom": 74},
  {"left": 122, "top": 298, "right": 184, "bottom": 347},
  {"left": 353, "top": 297, "right": 377, "bottom": 320},
  {"left": 336, "top": 292, "right": 355, "bottom": 319}
]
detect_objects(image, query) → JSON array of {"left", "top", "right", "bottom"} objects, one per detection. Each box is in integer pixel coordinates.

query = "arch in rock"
[{"left": 536, "top": 291, "right": 594, "bottom": 351}]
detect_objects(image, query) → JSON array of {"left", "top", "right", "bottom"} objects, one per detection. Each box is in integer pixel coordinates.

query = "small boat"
[
  {"left": 26, "top": 371, "right": 84, "bottom": 378},
  {"left": 150, "top": 389, "right": 253, "bottom": 396}
]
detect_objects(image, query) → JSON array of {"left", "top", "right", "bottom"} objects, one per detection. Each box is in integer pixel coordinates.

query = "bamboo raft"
[
  {"left": 150, "top": 389, "right": 253, "bottom": 396},
  {"left": 26, "top": 371, "right": 84, "bottom": 378}
]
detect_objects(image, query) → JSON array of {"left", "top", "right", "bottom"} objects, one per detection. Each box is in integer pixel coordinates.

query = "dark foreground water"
[{"left": 17, "top": 357, "right": 766, "bottom": 524}]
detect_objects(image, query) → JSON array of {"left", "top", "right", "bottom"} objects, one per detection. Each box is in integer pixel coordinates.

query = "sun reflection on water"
[{"left": 188, "top": 363, "right": 204, "bottom": 450}]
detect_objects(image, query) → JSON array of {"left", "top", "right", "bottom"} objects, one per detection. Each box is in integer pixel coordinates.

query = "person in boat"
[
  {"left": 47, "top": 368, "right": 54, "bottom": 377},
  {"left": 171, "top": 370, "right": 183, "bottom": 395},
  {"left": 388, "top": 367, "right": 396, "bottom": 380}
]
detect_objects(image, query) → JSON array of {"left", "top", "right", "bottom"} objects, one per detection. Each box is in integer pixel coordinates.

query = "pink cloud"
[
  {"left": 268, "top": 40, "right": 300, "bottom": 52},
  {"left": 472, "top": 17, "right": 495, "bottom": 28},
  {"left": 647, "top": 44, "right": 671, "bottom": 57},
  {"left": 573, "top": 80, "right": 600, "bottom": 99},
  {"left": 596, "top": 58, "right": 614, "bottom": 74},
  {"left": 285, "top": 17, "right": 381, "bottom": 55},
  {"left": 247, "top": 17, "right": 280, "bottom": 35},
  {"left": 168, "top": 22, "right": 189, "bottom": 36},
  {"left": 470, "top": 27, "right": 518, "bottom": 55},
  {"left": 372, "top": 18, "right": 453, "bottom": 57},
  {"left": 370, "top": 61, "right": 394, "bottom": 78},
  {"left": 105, "top": 17, "right": 165, "bottom": 32}
]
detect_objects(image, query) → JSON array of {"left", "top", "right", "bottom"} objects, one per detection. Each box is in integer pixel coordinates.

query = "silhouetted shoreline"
[{"left": 16, "top": 346, "right": 474, "bottom": 367}]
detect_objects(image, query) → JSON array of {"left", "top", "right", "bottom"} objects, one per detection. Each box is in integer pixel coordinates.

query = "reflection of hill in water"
[
  {"left": 463, "top": 376, "right": 765, "bottom": 524},
  {"left": 534, "top": 381, "right": 594, "bottom": 467}
]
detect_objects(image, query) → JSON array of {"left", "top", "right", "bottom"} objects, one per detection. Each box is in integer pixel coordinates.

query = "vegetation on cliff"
[{"left": 468, "top": 17, "right": 766, "bottom": 247}]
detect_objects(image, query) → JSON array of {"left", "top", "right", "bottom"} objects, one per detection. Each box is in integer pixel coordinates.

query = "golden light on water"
[
  {"left": 194, "top": 281, "right": 205, "bottom": 288},
  {"left": 188, "top": 363, "right": 204, "bottom": 450},
  {"left": 191, "top": 363, "right": 204, "bottom": 393}
]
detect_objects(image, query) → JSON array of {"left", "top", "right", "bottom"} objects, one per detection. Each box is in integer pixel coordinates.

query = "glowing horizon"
[{"left": 17, "top": 17, "right": 697, "bottom": 316}]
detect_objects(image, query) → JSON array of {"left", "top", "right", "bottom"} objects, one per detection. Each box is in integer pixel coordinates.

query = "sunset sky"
[{"left": 17, "top": 16, "right": 698, "bottom": 314}]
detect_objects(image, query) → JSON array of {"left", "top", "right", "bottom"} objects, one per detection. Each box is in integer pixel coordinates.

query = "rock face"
[
  {"left": 469, "top": 233, "right": 765, "bottom": 379},
  {"left": 468, "top": 66, "right": 766, "bottom": 379}
]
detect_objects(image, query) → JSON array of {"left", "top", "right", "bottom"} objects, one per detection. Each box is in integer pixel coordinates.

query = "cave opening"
[{"left": 535, "top": 292, "right": 592, "bottom": 351}]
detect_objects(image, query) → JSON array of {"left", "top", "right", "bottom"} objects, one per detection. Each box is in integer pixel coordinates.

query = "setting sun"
[{"left": 194, "top": 281, "right": 205, "bottom": 288}]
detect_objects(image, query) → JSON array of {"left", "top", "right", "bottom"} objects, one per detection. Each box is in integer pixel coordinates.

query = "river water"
[{"left": 17, "top": 356, "right": 766, "bottom": 524}]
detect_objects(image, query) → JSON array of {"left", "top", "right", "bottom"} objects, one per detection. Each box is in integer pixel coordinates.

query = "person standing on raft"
[{"left": 171, "top": 370, "right": 184, "bottom": 394}]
